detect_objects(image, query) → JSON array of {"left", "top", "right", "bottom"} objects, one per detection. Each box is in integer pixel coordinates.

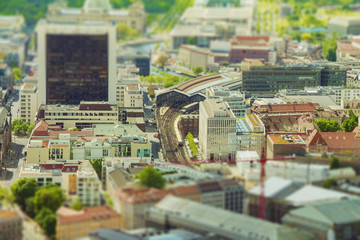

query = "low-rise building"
[
  {"left": 37, "top": 101, "right": 119, "bottom": 130},
  {"left": 146, "top": 195, "right": 316, "bottom": 240},
  {"left": 306, "top": 129, "right": 360, "bottom": 154},
  {"left": 283, "top": 199, "right": 360, "bottom": 240},
  {"left": 115, "top": 186, "right": 201, "bottom": 230},
  {"left": 248, "top": 177, "right": 356, "bottom": 224},
  {"left": 267, "top": 134, "right": 306, "bottom": 159},
  {"left": 0, "top": 210, "right": 22, "bottom": 240},
  {"left": 56, "top": 206, "right": 121, "bottom": 240}
]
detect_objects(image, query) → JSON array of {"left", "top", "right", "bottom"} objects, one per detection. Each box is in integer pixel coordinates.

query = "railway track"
[{"left": 156, "top": 105, "right": 189, "bottom": 165}]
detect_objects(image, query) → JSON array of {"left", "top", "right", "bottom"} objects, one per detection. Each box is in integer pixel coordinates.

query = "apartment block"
[
  {"left": 115, "top": 186, "right": 201, "bottom": 230},
  {"left": 0, "top": 210, "right": 22, "bottom": 240},
  {"left": 19, "top": 82, "right": 38, "bottom": 124},
  {"left": 56, "top": 206, "right": 121, "bottom": 240},
  {"left": 77, "top": 160, "right": 101, "bottom": 206}
]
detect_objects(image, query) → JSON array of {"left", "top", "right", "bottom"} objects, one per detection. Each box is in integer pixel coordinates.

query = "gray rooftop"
[
  {"left": 148, "top": 195, "right": 315, "bottom": 240},
  {"left": 284, "top": 199, "right": 360, "bottom": 225}
]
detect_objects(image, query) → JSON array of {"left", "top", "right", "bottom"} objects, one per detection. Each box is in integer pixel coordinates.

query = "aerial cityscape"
[{"left": 1, "top": 0, "right": 360, "bottom": 239}]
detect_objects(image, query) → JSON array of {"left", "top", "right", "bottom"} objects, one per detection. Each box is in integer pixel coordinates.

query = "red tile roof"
[
  {"left": 337, "top": 42, "right": 360, "bottom": 52},
  {"left": 116, "top": 185, "right": 200, "bottom": 204},
  {"left": 32, "top": 119, "right": 49, "bottom": 136},
  {"left": 306, "top": 129, "right": 360, "bottom": 150},
  {"left": 254, "top": 103, "right": 320, "bottom": 113},
  {"left": 57, "top": 206, "right": 120, "bottom": 225}
]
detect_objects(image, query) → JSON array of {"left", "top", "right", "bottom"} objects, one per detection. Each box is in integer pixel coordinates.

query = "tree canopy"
[
  {"left": 193, "top": 67, "right": 204, "bottom": 76},
  {"left": 329, "top": 156, "right": 340, "bottom": 169},
  {"left": 33, "top": 183, "right": 65, "bottom": 214},
  {"left": 315, "top": 119, "right": 340, "bottom": 132},
  {"left": 341, "top": 110, "right": 358, "bottom": 132},
  {"left": 147, "top": 85, "right": 155, "bottom": 99},
  {"left": 136, "top": 166, "right": 165, "bottom": 189},
  {"left": 10, "top": 178, "right": 38, "bottom": 209},
  {"left": 12, "top": 119, "right": 34, "bottom": 136},
  {"left": 34, "top": 208, "right": 57, "bottom": 237},
  {"left": 186, "top": 132, "right": 198, "bottom": 157},
  {"left": 322, "top": 38, "right": 337, "bottom": 62}
]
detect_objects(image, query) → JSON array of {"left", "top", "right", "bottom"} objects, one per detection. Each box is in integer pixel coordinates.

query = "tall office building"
[{"left": 35, "top": 20, "right": 116, "bottom": 105}]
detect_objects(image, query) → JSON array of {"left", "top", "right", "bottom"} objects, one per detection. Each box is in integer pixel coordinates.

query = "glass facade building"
[{"left": 46, "top": 34, "right": 108, "bottom": 105}]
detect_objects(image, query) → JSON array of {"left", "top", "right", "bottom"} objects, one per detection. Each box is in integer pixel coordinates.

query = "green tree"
[
  {"left": 329, "top": 156, "right": 340, "bottom": 169},
  {"left": 116, "top": 23, "right": 139, "bottom": 40},
  {"left": 322, "top": 38, "right": 337, "bottom": 62},
  {"left": 193, "top": 67, "right": 204, "bottom": 76},
  {"left": 186, "top": 132, "right": 198, "bottom": 157},
  {"left": 155, "top": 54, "right": 168, "bottom": 67},
  {"left": 33, "top": 183, "right": 65, "bottom": 214},
  {"left": 349, "top": 110, "right": 358, "bottom": 123},
  {"left": 27, "top": 124, "right": 35, "bottom": 135},
  {"left": 69, "top": 127, "right": 78, "bottom": 131},
  {"left": 342, "top": 119, "right": 357, "bottom": 132},
  {"left": 0, "top": 186, "right": 13, "bottom": 203},
  {"left": 90, "top": 158, "right": 103, "bottom": 179},
  {"left": 35, "top": 208, "right": 57, "bottom": 237},
  {"left": 148, "top": 85, "right": 155, "bottom": 99},
  {"left": 187, "top": 36, "right": 196, "bottom": 45},
  {"left": 10, "top": 178, "right": 38, "bottom": 209},
  {"left": 315, "top": 119, "right": 340, "bottom": 132},
  {"left": 12, "top": 67, "right": 22, "bottom": 80},
  {"left": 70, "top": 198, "right": 83, "bottom": 211},
  {"left": 136, "top": 166, "right": 165, "bottom": 189},
  {"left": 25, "top": 197, "right": 35, "bottom": 218},
  {"left": 323, "top": 178, "right": 337, "bottom": 189}
]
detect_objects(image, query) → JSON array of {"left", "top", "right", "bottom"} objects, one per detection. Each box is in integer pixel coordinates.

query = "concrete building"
[
  {"left": 199, "top": 98, "right": 236, "bottom": 160},
  {"left": 334, "top": 87, "right": 360, "bottom": 105},
  {"left": 115, "top": 186, "right": 202, "bottom": 230},
  {"left": 206, "top": 86, "right": 249, "bottom": 118},
  {"left": 248, "top": 177, "right": 356, "bottom": 224},
  {"left": 283, "top": 199, "right": 360, "bottom": 240},
  {"left": 19, "top": 82, "right": 38, "bottom": 124},
  {"left": 170, "top": 7, "right": 253, "bottom": 49},
  {"left": 0, "top": 210, "right": 22, "bottom": 240},
  {"left": 267, "top": 134, "right": 306, "bottom": 159},
  {"left": 146, "top": 195, "right": 316, "bottom": 240},
  {"left": 37, "top": 101, "right": 119, "bottom": 129},
  {"left": 178, "top": 114, "right": 199, "bottom": 138},
  {"left": 235, "top": 114, "right": 266, "bottom": 156},
  {"left": 35, "top": 20, "right": 117, "bottom": 105},
  {"left": 178, "top": 44, "right": 215, "bottom": 70},
  {"left": 327, "top": 17, "right": 360, "bottom": 37},
  {"left": 0, "top": 107, "right": 11, "bottom": 170},
  {"left": 77, "top": 160, "right": 101, "bottom": 206},
  {"left": 47, "top": 0, "right": 145, "bottom": 34},
  {"left": 56, "top": 206, "right": 121, "bottom": 240}
]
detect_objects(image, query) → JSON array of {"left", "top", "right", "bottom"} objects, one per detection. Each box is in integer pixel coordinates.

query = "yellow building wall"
[{"left": 26, "top": 148, "right": 49, "bottom": 164}]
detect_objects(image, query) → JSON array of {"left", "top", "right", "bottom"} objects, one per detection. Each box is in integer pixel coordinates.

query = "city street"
[
  {"left": 143, "top": 90, "right": 157, "bottom": 132},
  {"left": 0, "top": 84, "right": 28, "bottom": 189}
]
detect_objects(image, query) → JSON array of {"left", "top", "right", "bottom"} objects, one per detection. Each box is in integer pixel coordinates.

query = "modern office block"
[{"left": 35, "top": 20, "right": 116, "bottom": 105}]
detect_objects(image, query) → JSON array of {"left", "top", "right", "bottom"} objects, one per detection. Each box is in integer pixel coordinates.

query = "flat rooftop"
[{"left": 268, "top": 135, "right": 305, "bottom": 145}]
